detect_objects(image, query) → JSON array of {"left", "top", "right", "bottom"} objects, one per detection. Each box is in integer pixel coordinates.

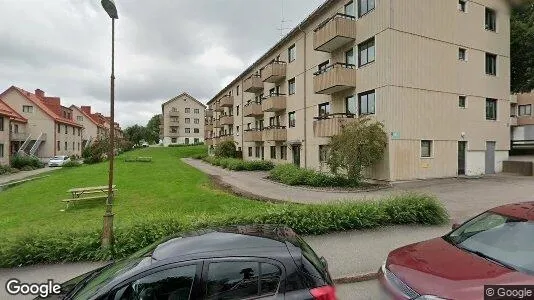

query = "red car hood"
[{"left": 387, "top": 238, "right": 534, "bottom": 299}]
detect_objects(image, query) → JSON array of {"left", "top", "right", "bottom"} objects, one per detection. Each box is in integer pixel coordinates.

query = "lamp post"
[{"left": 101, "top": 0, "right": 118, "bottom": 248}]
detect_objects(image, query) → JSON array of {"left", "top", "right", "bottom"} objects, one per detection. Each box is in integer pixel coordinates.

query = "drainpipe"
[
  {"left": 298, "top": 25, "right": 307, "bottom": 168},
  {"left": 54, "top": 122, "right": 57, "bottom": 157},
  {"left": 241, "top": 79, "right": 244, "bottom": 157}
]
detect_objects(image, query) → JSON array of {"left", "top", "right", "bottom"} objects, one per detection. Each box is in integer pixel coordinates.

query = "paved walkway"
[
  {"left": 0, "top": 167, "right": 58, "bottom": 185},
  {"left": 184, "top": 158, "right": 534, "bottom": 221}
]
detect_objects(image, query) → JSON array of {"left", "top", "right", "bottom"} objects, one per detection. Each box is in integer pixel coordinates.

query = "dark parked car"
[
  {"left": 379, "top": 202, "right": 534, "bottom": 299},
  {"left": 50, "top": 225, "right": 336, "bottom": 300}
]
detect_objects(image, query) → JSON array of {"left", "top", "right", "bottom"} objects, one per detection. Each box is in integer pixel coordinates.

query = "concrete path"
[
  {"left": 0, "top": 167, "right": 58, "bottom": 185},
  {"left": 184, "top": 158, "right": 534, "bottom": 221}
]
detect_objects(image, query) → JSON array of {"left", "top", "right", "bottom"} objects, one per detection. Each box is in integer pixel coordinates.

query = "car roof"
[{"left": 490, "top": 201, "right": 534, "bottom": 221}]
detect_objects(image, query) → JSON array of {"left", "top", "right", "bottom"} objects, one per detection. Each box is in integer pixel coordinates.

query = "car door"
[
  {"left": 200, "top": 257, "right": 285, "bottom": 300},
  {"left": 104, "top": 261, "right": 203, "bottom": 300}
]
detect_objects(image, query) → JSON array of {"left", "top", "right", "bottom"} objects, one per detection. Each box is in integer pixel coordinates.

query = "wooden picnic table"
[{"left": 62, "top": 185, "right": 117, "bottom": 209}]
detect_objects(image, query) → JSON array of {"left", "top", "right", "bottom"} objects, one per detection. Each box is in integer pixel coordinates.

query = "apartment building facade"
[
  {"left": 511, "top": 92, "right": 534, "bottom": 151},
  {"left": 0, "top": 99, "right": 28, "bottom": 165},
  {"left": 205, "top": 0, "right": 511, "bottom": 181},
  {"left": 70, "top": 105, "right": 107, "bottom": 149},
  {"left": 0, "top": 87, "right": 83, "bottom": 159},
  {"left": 161, "top": 93, "right": 205, "bottom": 146}
]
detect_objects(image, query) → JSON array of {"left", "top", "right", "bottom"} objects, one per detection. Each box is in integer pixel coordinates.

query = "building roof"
[
  {"left": 1, "top": 86, "right": 83, "bottom": 127},
  {"left": 0, "top": 98, "right": 27, "bottom": 123},
  {"left": 207, "top": 0, "right": 337, "bottom": 105},
  {"left": 161, "top": 92, "right": 206, "bottom": 110},
  {"left": 70, "top": 105, "right": 106, "bottom": 128}
]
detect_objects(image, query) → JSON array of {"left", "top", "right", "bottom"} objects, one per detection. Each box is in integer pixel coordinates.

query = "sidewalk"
[{"left": 0, "top": 167, "right": 58, "bottom": 185}]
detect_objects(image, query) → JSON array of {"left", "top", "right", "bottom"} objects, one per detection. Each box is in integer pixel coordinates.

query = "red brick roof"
[
  {"left": 0, "top": 98, "right": 27, "bottom": 123},
  {"left": 1, "top": 86, "right": 83, "bottom": 127}
]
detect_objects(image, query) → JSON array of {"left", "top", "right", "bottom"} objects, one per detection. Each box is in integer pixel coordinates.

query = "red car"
[{"left": 379, "top": 202, "right": 534, "bottom": 299}]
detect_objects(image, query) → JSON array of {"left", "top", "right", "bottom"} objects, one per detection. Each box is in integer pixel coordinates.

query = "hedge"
[
  {"left": 10, "top": 155, "right": 44, "bottom": 170},
  {"left": 202, "top": 156, "right": 274, "bottom": 171},
  {"left": 0, "top": 193, "right": 448, "bottom": 267},
  {"left": 269, "top": 164, "right": 350, "bottom": 187}
]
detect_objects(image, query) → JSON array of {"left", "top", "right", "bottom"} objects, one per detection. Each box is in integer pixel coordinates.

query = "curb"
[{"left": 333, "top": 272, "right": 378, "bottom": 284}]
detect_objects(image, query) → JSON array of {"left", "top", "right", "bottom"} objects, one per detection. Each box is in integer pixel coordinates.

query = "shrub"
[
  {"left": 82, "top": 139, "right": 108, "bottom": 164},
  {"left": 0, "top": 165, "right": 18, "bottom": 175},
  {"left": 0, "top": 193, "right": 447, "bottom": 267},
  {"left": 10, "top": 155, "right": 44, "bottom": 170},
  {"left": 270, "top": 164, "right": 348, "bottom": 187},
  {"left": 191, "top": 153, "right": 208, "bottom": 160},
  {"left": 202, "top": 157, "right": 274, "bottom": 171},
  {"left": 168, "top": 143, "right": 204, "bottom": 148},
  {"left": 214, "top": 141, "right": 237, "bottom": 158},
  {"left": 62, "top": 160, "right": 81, "bottom": 168}
]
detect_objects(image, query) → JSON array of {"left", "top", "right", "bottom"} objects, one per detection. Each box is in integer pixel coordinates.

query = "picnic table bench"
[
  {"left": 124, "top": 156, "right": 152, "bottom": 162},
  {"left": 62, "top": 185, "right": 117, "bottom": 209}
]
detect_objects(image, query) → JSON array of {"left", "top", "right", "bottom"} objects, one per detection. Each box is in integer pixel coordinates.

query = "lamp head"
[{"left": 101, "top": 0, "right": 118, "bottom": 19}]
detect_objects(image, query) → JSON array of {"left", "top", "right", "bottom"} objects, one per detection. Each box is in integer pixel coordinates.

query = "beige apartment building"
[
  {"left": 511, "top": 92, "right": 534, "bottom": 150},
  {"left": 0, "top": 99, "right": 28, "bottom": 165},
  {"left": 0, "top": 87, "right": 83, "bottom": 159},
  {"left": 205, "top": 0, "right": 511, "bottom": 181},
  {"left": 161, "top": 93, "right": 205, "bottom": 146},
  {"left": 70, "top": 105, "right": 108, "bottom": 148}
]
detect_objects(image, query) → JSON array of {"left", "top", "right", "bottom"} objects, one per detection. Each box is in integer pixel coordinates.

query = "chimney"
[
  {"left": 81, "top": 106, "right": 92, "bottom": 115},
  {"left": 35, "top": 89, "right": 45, "bottom": 98}
]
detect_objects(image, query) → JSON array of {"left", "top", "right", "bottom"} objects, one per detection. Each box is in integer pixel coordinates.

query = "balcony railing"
[
  {"left": 214, "top": 102, "right": 224, "bottom": 112},
  {"left": 169, "top": 111, "right": 180, "bottom": 117},
  {"left": 219, "top": 134, "right": 234, "bottom": 142},
  {"left": 214, "top": 119, "right": 222, "bottom": 128},
  {"left": 9, "top": 132, "right": 29, "bottom": 141},
  {"left": 219, "top": 95, "right": 234, "bottom": 107},
  {"left": 243, "top": 101, "right": 263, "bottom": 117},
  {"left": 313, "top": 113, "right": 356, "bottom": 137},
  {"left": 206, "top": 109, "right": 213, "bottom": 117},
  {"left": 205, "top": 123, "right": 213, "bottom": 131},
  {"left": 168, "top": 131, "right": 180, "bottom": 137},
  {"left": 243, "top": 74, "right": 264, "bottom": 93},
  {"left": 220, "top": 115, "right": 234, "bottom": 125},
  {"left": 262, "top": 94, "right": 287, "bottom": 112},
  {"left": 314, "top": 63, "right": 357, "bottom": 94},
  {"left": 243, "top": 129, "right": 263, "bottom": 142},
  {"left": 262, "top": 126, "right": 287, "bottom": 141},
  {"left": 314, "top": 13, "right": 357, "bottom": 53},
  {"left": 261, "top": 61, "right": 287, "bottom": 83}
]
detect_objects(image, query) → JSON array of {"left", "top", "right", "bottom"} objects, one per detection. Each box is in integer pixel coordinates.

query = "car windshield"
[{"left": 445, "top": 212, "right": 534, "bottom": 275}]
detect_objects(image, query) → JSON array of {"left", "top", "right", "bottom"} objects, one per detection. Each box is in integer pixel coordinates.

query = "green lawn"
[{"left": 0, "top": 146, "right": 272, "bottom": 240}]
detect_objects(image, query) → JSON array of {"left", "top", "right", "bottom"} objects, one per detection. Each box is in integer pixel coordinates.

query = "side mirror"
[{"left": 451, "top": 222, "right": 461, "bottom": 230}]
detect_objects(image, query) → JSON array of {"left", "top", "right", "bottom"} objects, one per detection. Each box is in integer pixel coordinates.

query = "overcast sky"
[{"left": 0, "top": 0, "right": 324, "bottom": 126}]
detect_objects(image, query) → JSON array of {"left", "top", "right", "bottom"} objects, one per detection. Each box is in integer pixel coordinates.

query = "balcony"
[
  {"left": 205, "top": 122, "right": 213, "bottom": 131},
  {"left": 168, "top": 131, "right": 180, "bottom": 137},
  {"left": 262, "top": 94, "right": 287, "bottom": 112},
  {"left": 243, "top": 129, "right": 262, "bottom": 142},
  {"left": 243, "top": 74, "right": 263, "bottom": 93},
  {"left": 219, "top": 134, "right": 234, "bottom": 143},
  {"left": 9, "top": 132, "right": 29, "bottom": 141},
  {"left": 213, "top": 102, "right": 224, "bottom": 112},
  {"left": 206, "top": 109, "right": 213, "bottom": 117},
  {"left": 262, "top": 126, "right": 287, "bottom": 141},
  {"left": 313, "top": 113, "right": 356, "bottom": 137},
  {"left": 243, "top": 101, "right": 263, "bottom": 117},
  {"left": 261, "top": 61, "right": 286, "bottom": 83},
  {"left": 314, "top": 63, "right": 357, "bottom": 94},
  {"left": 214, "top": 119, "right": 222, "bottom": 128},
  {"left": 220, "top": 115, "right": 234, "bottom": 125},
  {"left": 314, "top": 13, "right": 357, "bottom": 53},
  {"left": 219, "top": 95, "right": 234, "bottom": 107},
  {"left": 169, "top": 111, "right": 180, "bottom": 117}
]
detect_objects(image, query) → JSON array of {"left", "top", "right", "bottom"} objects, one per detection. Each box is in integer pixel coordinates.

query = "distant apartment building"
[
  {"left": 205, "top": 0, "right": 511, "bottom": 181},
  {"left": 0, "top": 99, "right": 28, "bottom": 165},
  {"left": 510, "top": 93, "right": 534, "bottom": 151},
  {"left": 161, "top": 93, "right": 205, "bottom": 146},
  {"left": 0, "top": 87, "right": 83, "bottom": 159},
  {"left": 70, "top": 105, "right": 107, "bottom": 148}
]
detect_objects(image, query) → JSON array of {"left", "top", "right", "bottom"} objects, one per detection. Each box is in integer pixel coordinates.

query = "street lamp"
[{"left": 101, "top": 0, "right": 118, "bottom": 248}]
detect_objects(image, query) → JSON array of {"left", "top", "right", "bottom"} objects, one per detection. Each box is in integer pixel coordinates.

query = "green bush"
[
  {"left": 0, "top": 193, "right": 448, "bottom": 267},
  {"left": 202, "top": 157, "right": 274, "bottom": 171},
  {"left": 214, "top": 141, "right": 237, "bottom": 158},
  {"left": 82, "top": 139, "right": 108, "bottom": 164},
  {"left": 10, "top": 155, "right": 44, "bottom": 170},
  {"left": 191, "top": 153, "right": 208, "bottom": 160},
  {"left": 0, "top": 165, "right": 19, "bottom": 175},
  {"left": 269, "top": 164, "right": 348, "bottom": 187},
  {"left": 62, "top": 161, "right": 81, "bottom": 168},
  {"left": 168, "top": 143, "right": 204, "bottom": 148}
]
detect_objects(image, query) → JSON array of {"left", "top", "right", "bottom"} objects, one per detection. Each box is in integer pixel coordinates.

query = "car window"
[
  {"left": 205, "top": 261, "right": 281, "bottom": 300},
  {"left": 113, "top": 264, "right": 196, "bottom": 300}
]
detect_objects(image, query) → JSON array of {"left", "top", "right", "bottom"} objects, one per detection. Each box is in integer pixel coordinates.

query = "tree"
[
  {"left": 145, "top": 114, "right": 161, "bottom": 144},
  {"left": 327, "top": 117, "right": 387, "bottom": 184},
  {"left": 214, "top": 141, "right": 237, "bottom": 158},
  {"left": 124, "top": 125, "right": 147, "bottom": 146},
  {"left": 511, "top": 1, "right": 534, "bottom": 93}
]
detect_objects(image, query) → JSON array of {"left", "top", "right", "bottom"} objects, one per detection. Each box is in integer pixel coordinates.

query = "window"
[
  {"left": 171, "top": 107, "right": 178, "bottom": 112},
  {"left": 185, "top": 128, "right": 191, "bottom": 133},
  {"left": 194, "top": 138, "right": 199, "bottom": 144},
  {"left": 185, "top": 108, "right": 190, "bottom": 113},
  {"left": 78, "top": 128, "right": 81, "bottom": 136},
  {"left": 0, "top": 144, "right": 3, "bottom": 157},
  {"left": 236, "top": 126, "right": 240, "bottom": 133},
  {"left": 486, "top": 53, "right": 497, "bottom": 75},
  {"left": 57, "top": 124, "right": 61, "bottom": 133},
  {"left": 64, "top": 141, "right": 68, "bottom": 151},
  {"left": 288, "top": 78, "right": 296, "bottom": 95},
  {"left": 205, "top": 261, "right": 281, "bottom": 300},
  {"left": 358, "top": 38, "right": 375, "bottom": 67},
  {"left": 64, "top": 125, "right": 68, "bottom": 134},
  {"left": 194, "top": 108, "right": 200, "bottom": 114},
  {"left": 78, "top": 143, "right": 80, "bottom": 151},
  {"left": 319, "top": 145, "right": 329, "bottom": 163},
  {"left": 459, "top": 48, "right": 467, "bottom": 61},
  {"left": 344, "top": 1, "right": 355, "bottom": 16},
  {"left": 345, "top": 48, "right": 355, "bottom": 66},
  {"left": 194, "top": 128, "right": 200, "bottom": 133},
  {"left": 280, "top": 146, "right": 287, "bottom": 160},
  {"left": 185, "top": 138, "right": 189, "bottom": 144},
  {"left": 486, "top": 98, "right": 497, "bottom": 120},
  {"left": 421, "top": 140, "right": 433, "bottom": 158},
  {"left": 255, "top": 147, "right": 260, "bottom": 158},
  {"left": 112, "top": 265, "right": 196, "bottom": 300},
  {"left": 72, "top": 142, "right": 75, "bottom": 151},
  {"left": 248, "top": 147, "right": 253, "bottom": 157},
  {"left": 271, "top": 146, "right": 277, "bottom": 159},
  {"left": 57, "top": 141, "right": 60, "bottom": 151},
  {"left": 288, "top": 44, "right": 296, "bottom": 62},
  {"left": 171, "top": 138, "right": 177, "bottom": 143},
  {"left": 485, "top": 7, "right": 496, "bottom": 31},
  {"left": 358, "top": 0, "right": 375, "bottom": 17},
  {"left": 171, "top": 127, "right": 178, "bottom": 133},
  {"left": 22, "top": 105, "right": 33, "bottom": 113},
  {"left": 459, "top": 96, "right": 467, "bottom": 108},
  {"left": 459, "top": 0, "right": 467, "bottom": 12},
  {"left": 237, "top": 85, "right": 240, "bottom": 96},
  {"left": 194, "top": 118, "right": 199, "bottom": 124},
  {"left": 358, "top": 90, "right": 376, "bottom": 115},
  {"left": 185, "top": 118, "right": 191, "bottom": 124},
  {"left": 77, "top": 116, "right": 83, "bottom": 122},
  {"left": 318, "top": 102, "right": 330, "bottom": 117},
  {"left": 236, "top": 105, "right": 240, "bottom": 116},
  {"left": 288, "top": 112, "right": 296, "bottom": 128},
  {"left": 345, "top": 95, "right": 357, "bottom": 115},
  {"left": 519, "top": 104, "right": 532, "bottom": 116},
  {"left": 72, "top": 127, "right": 75, "bottom": 135},
  {"left": 0, "top": 117, "right": 3, "bottom": 131}
]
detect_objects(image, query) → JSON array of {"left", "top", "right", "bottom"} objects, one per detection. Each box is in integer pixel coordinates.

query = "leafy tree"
[
  {"left": 145, "top": 114, "right": 161, "bottom": 144},
  {"left": 214, "top": 141, "right": 237, "bottom": 158},
  {"left": 124, "top": 125, "right": 148, "bottom": 146},
  {"left": 327, "top": 117, "right": 387, "bottom": 184},
  {"left": 511, "top": 0, "right": 534, "bottom": 93}
]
